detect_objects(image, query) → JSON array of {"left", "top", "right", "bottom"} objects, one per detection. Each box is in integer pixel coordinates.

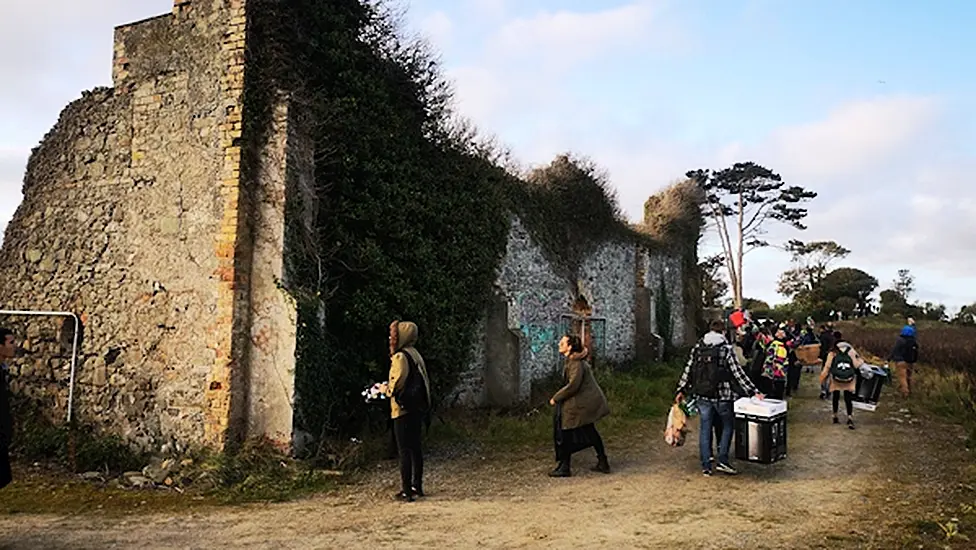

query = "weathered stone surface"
[
  {"left": 0, "top": 0, "right": 299, "bottom": 453},
  {"left": 455, "top": 217, "right": 691, "bottom": 406}
]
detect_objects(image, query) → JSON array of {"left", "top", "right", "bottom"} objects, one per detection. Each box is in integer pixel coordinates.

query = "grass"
[
  {"left": 0, "top": 355, "right": 689, "bottom": 515},
  {"left": 842, "top": 322, "right": 976, "bottom": 549},
  {"left": 425, "top": 358, "right": 685, "bottom": 455}
]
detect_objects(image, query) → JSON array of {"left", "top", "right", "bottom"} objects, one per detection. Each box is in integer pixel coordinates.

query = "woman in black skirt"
[{"left": 548, "top": 334, "right": 611, "bottom": 477}]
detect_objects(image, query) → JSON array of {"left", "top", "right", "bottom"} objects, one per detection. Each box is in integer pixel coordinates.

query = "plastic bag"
[{"left": 664, "top": 404, "right": 688, "bottom": 447}]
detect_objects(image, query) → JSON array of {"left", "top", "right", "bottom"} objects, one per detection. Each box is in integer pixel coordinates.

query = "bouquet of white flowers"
[{"left": 362, "top": 382, "right": 387, "bottom": 403}]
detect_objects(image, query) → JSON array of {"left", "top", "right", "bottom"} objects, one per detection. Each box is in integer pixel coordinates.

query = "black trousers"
[
  {"left": 759, "top": 377, "right": 786, "bottom": 400},
  {"left": 393, "top": 413, "right": 424, "bottom": 493},
  {"left": 832, "top": 391, "right": 854, "bottom": 416},
  {"left": 786, "top": 363, "right": 802, "bottom": 395}
]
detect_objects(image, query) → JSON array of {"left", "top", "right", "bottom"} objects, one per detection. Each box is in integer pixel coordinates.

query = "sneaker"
[
  {"left": 411, "top": 486, "right": 425, "bottom": 498},
  {"left": 832, "top": 416, "right": 839, "bottom": 424},
  {"left": 715, "top": 463, "right": 739, "bottom": 475},
  {"left": 847, "top": 418, "right": 855, "bottom": 430},
  {"left": 394, "top": 491, "right": 415, "bottom": 502},
  {"left": 702, "top": 469, "right": 712, "bottom": 477}
]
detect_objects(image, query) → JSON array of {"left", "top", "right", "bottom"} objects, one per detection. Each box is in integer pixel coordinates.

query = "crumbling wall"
[
  {"left": 0, "top": 0, "right": 264, "bottom": 452},
  {"left": 456, "top": 216, "right": 689, "bottom": 407},
  {"left": 577, "top": 242, "right": 638, "bottom": 363}
]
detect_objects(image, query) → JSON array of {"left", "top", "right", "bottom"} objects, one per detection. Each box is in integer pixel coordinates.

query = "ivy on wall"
[{"left": 242, "top": 0, "right": 700, "bottom": 444}]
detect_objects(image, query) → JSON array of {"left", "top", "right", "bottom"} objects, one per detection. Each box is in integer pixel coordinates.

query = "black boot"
[
  {"left": 591, "top": 455, "right": 610, "bottom": 474},
  {"left": 549, "top": 458, "right": 571, "bottom": 477}
]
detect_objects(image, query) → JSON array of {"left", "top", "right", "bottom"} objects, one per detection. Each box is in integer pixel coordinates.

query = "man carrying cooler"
[{"left": 676, "top": 320, "right": 764, "bottom": 477}]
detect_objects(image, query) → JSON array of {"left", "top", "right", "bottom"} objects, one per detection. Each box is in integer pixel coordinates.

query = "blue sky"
[{"left": 1, "top": 0, "right": 974, "bottom": 313}]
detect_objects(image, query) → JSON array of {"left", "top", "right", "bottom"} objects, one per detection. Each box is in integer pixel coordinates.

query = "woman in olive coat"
[{"left": 548, "top": 334, "right": 611, "bottom": 477}]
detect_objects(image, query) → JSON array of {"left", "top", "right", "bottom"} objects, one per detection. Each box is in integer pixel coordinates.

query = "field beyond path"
[{"left": 0, "top": 375, "right": 969, "bottom": 549}]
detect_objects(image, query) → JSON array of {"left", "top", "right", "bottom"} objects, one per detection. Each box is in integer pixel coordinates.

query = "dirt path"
[{"left": 0, "top": 376, "right": 967, "bottom": 549}]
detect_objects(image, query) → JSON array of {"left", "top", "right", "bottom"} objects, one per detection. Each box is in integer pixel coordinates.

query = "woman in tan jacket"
[
  {"left": 819, "top": 333, "right": 864, "bottom": 430},
  {"left": 380, "top": 320, "right": 431, "bottom": 502},
  {"left": 548, "top": 334, "right": 611, "bottom": 477}
]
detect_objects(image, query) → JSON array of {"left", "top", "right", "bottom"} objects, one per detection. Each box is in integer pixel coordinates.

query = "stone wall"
[
  {"left": 455, "top": 216, "right": 689, "bottom": 407},
  {"left": 0, "top": 0, "right": 300, "bottom": 452}
]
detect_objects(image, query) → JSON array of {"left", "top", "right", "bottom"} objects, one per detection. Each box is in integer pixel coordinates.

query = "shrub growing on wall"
[
  {"left": 510, "top": 154, "right": 641, "bottom": 282},
  {"left": 246, "top": 0, "right": 511, "bottom": 441}
]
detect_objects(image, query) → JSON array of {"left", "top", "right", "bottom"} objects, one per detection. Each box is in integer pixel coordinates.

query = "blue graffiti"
[{"left": 520, "top": 323, "right": 556, "bottom": 356}]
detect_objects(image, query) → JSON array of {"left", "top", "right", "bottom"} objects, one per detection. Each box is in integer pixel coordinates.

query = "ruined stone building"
[{"left": 0, "top": 0, "right": 695, "bottom": 453}]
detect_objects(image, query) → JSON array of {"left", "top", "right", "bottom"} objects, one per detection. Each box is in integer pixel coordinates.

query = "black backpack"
[
  {"left": 829, "top": 349, "right": 856, "bottom": 383},
  {"left": 692, "top": 344, "right": 729, "bottom": 398},
  {"left": 394, "top": 351, "right": 430, "bottom": 414},
  {"left": 904, "top": 339, "right": 919, "bottom": 363}
]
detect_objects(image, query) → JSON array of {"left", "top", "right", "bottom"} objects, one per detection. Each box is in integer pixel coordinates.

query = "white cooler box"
[{"left": 733, "top": 397, "right": 788, "bottom": 464}]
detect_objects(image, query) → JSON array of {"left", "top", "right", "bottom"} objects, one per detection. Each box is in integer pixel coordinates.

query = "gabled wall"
[{"left": 455, "top": 216, "right": 688, "bottom": 407}]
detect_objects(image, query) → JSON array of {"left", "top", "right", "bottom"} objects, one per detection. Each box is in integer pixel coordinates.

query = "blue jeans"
[{"left": 698, "top": 399, "right": 734, "bottom": 469}]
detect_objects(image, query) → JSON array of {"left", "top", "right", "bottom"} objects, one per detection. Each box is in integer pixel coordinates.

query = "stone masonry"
[
  {"left": 0, "top": 0, "right": 302, "bottom": 452},
  {"left": 453, "top": 217, "right": 691, "bottom": 407},
  {"left": 0, "top": 0, "right": 695, "bottom": 450}
]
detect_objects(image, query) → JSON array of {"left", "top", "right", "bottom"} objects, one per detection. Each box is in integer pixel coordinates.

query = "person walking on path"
[
  {"left": 675, "top": 320, "right": 764, "bottom": 477},
  {"left": 888, "top": 323, "right": 919, "bottom": 398},
  {"left": 379, "top": 320, "right": 431, "bottom": 502},
  {"left": 0, "top": 327, "right": 16, "bottom": 489},
  {"left": 548, "top": 334, "right": 611, "bottom": 478},
  {"left": 817, "top": 325, "right": 836, "bottom": 399},
  {"left": 820, "top": 334, "right": 864, "bottom": 430},
  {"left": 759, "top": 328, "right": 789, "bottom": 400}
]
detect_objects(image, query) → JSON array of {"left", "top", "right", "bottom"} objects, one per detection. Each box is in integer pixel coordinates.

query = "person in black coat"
[
  {"left": 888, "top": 324, "right": 919, "bottom": 397},
  {"left": 0, "top": 327, "right": 16, "bottom": 489}
]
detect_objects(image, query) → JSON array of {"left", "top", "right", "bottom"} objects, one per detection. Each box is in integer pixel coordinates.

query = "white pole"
[{"left": 0, "top": 309, "right": 81, "bottom": 423}]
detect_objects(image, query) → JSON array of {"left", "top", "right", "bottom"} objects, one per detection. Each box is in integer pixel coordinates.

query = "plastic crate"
[{"left": 734, "top": 411, "right": 788, "bottom": 464}]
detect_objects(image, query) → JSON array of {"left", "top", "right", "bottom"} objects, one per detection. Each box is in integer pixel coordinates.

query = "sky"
[{"left": 1, "top": 0, "right": 974, "bottom": 313}]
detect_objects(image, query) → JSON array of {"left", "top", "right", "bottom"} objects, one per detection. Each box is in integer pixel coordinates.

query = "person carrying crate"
[{"left": 675, "top": 320, "right": 764, "bottom": 477}]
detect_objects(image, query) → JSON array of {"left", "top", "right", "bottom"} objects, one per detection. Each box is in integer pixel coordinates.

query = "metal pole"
[{"left": 0, "top": 309, "right": 81, "bottom": 423}]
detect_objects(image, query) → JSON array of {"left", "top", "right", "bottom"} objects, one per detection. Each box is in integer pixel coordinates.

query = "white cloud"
[
  {"left": 444, "top": 0, "right": 688, "bottom": 127},
  {"left": 763, "top": 95, "right": 942, "bottom": 181},
  {"left": 418, "top": 10, "right": 454, "bottom": 47},
  {"left": 490, "top": 2, "right": 660, "bottom": 68}
]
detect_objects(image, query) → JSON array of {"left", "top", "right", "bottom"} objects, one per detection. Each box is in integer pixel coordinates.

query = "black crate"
[
  {"left": 734, "top": 412, "right": 787, "bottom": 464},
  {"left": 853, "top": 373, "right": 886, "bottom": 409}
]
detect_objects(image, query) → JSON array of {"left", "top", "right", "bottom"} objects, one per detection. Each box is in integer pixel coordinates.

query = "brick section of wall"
[{"left": 205, "top": 0, "right": 249, "bottom": 449}]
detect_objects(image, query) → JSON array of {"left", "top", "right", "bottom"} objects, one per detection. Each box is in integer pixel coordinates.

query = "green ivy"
[{"left": 241, "top": 0, "right": 672, "bottom": 444}]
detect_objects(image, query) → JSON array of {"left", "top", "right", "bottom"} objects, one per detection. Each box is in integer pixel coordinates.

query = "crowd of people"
[
  {"left": 672, "top": 313, "right": 920, "bottom": 477},
  {"left": 0, "top": 315, "right": 922, "bottom": 497}
]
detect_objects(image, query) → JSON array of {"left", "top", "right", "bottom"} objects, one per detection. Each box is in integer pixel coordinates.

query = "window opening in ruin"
[{"left": 559, "top": 313, "right": 607, "bottom": 364}]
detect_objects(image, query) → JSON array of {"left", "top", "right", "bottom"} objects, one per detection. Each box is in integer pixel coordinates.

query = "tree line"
[{"left": 690, "top": 162, "right": 973, "bottom": 326}]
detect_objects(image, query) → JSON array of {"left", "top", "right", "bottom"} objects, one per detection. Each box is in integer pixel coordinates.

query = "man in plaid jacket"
[{"left": 676, "top": 320, "right": 764, "bottom": 476}]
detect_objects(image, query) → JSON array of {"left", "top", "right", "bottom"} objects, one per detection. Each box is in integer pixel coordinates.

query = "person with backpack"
[
  {"left": 675, "top": 320, "right": 764, "bottom": 477},
  {"left": 548, "top": 334, "right": 611, "bottom": 477},
  {"left": 888, "top": 323, "right": 919, "bottom": 398},
  {"left": 819, "top": 334, "right": 864, "bottom": 429},
  {"left": 379, "top": 320, "right": 431, "bottom": 502},
  {"left": 759, "top": 328, "right": 790, "bottom": 400}
]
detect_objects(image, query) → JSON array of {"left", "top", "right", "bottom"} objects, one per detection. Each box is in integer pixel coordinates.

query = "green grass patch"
[{"left": 426, "top": 358, "right": 684, "bottom": 455}]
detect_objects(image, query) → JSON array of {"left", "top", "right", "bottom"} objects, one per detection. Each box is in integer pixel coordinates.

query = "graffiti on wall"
[{"left": 519, "top": 323, "right": 556, "bottom": 356}]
